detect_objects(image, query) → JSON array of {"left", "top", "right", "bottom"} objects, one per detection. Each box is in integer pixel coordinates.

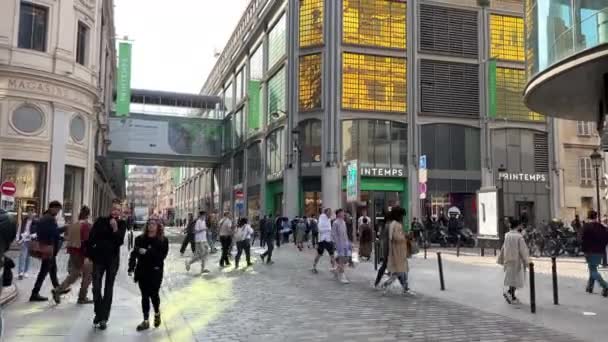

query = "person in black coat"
[
  {"left": 180, "top": 213, "right": 195, "bottom": 255},
  {"left": 86, "top": 199, "right": 127, "bottom": 330},
  {"left": 30, "top": 201, "right": 63, "bottom": 302},
  {"left": 128, "top": 218, "right": 169, "bottom": 331}
]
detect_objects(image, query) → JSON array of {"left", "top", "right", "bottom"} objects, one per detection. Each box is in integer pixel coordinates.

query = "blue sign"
[{"left": 419, "top": 155, "right": 427, "bottom": 170}]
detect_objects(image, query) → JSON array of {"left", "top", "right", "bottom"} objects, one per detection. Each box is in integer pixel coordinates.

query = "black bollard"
[
  {"left": 374, "top": 240, "right": 378, "bottom": 271},
  {"left": 481, "top": 247, "right": 485, "bottom": 257},
  {"left": 424, "top": 243, "right": 427, "bottom": 259},
  {"left": 456, "top": 241, "right": 461, "bottom": 257},
  {"left": 529, "top": 262, "right": 536, "bottom": 314},
  {"left": 437, "top": 252, "right": 446, "bottom": 291},
  {"left": 494, "top": 248, "right": 497, "bottom": 256},
  {"left": 552, "top": 257, "right": 559, "bottom": 305}
]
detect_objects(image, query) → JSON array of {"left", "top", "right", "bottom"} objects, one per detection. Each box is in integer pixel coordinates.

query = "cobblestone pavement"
[{"left": 2, "top": 239, "right": 585, "bottom": 342}]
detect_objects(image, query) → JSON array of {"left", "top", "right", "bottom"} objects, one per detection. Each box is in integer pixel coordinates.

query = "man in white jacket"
[
  {"left": 185, "top": 211, "right": 210, "bottom": 274},
  {"left": 312, "top": 208, "right": 336, "bottom": 273}
]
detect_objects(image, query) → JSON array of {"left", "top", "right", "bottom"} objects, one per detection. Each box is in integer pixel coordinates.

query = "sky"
[{"left": 114, "top": 0, "right": 250, "bottom": 94}]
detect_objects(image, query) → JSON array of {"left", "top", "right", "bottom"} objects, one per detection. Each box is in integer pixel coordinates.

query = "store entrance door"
[
  {"left": 363, "top": 191, "right": 401, "bottom": 232},
  {"left": 517, "top": 201, "right": 535, "bottom": 227}
]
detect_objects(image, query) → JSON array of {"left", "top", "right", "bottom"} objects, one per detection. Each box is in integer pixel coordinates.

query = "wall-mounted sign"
[
  {"left": 360, "top": 167, "right": 404, "bottom": 178},
  {"left": 498, "top": 173, "right": 547, "bottom": 182},
  {"left": 346, "top": 160, "right": 359, "bottom": 203}
]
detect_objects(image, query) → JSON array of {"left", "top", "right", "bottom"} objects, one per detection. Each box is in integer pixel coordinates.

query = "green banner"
[
  {"left": 488, "top": 59, "right": 497, "bottom": 118},
  {"left": 247, "top": 80, "right": 262, "bottom": 132},
  {"left": 116, "top": 42, "right": 132, "bottom": 116}
]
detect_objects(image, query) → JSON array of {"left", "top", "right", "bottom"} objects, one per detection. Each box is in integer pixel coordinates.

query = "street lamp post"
[
  {"left": 590, "top": 149, "right": 607, "bottom": 267},
  {"left": 292, "top": 128, "right": 302, "bottom": 216}
]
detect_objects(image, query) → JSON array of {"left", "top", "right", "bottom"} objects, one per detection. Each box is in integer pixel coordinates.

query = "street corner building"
[
  {"left": 0, "top": 0, "right": 121, "bottom": 221},
  {"left": 171, "top": 0, "right": 604, "bottom": 231}
]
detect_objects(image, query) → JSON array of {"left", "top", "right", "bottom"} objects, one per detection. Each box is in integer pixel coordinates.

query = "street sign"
[
  {"left": 235, "top": 190, "right": 244, "bottom": 199},
  {"left": 419, "top": 155, "right": 427, "bottom": 200},
  {"left": 346, "top": 160, "right": 359, "bottom": 203},
  {"left": 0, "top": 181, "right": 16, "bottom": 196},
  {"left": 418, "top": 169, "right": 427, "bottom": 183},
  {"left": 419, "top": 155, "right": 427, "bottom": 170}
]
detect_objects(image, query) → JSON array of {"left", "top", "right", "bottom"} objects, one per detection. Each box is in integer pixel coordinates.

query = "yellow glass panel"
[
  {"left": 300, "top": 0, "right": 324, "bottom": 47},
  {"left": 343, "top": 0, "right": 406, "bottom": 49},
  {"left": 342, "top": 52, "right": 407, "bottom": 112},
  {"left": 299, "top": 54, "right": 322, "bottom": 110},
  {"left": 490, "top": 14, "right": 525, "bottom": 62},
  {"left": 496, "top": 67, "right": 543, "bottom": 121}
]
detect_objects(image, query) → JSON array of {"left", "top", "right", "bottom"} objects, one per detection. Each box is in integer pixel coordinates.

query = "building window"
[
  {"left": 342, "top": 53, "right": 407, "bottom": 112},
  {"left": 222, "top": 115, "right": 233, "bottom": 153},
  {"left": 580, "top": 157, "right": 593, "bottom": 186},
  {"left": 420, "top": 60, "right": 479, "bottom": 116},
  {"left": 490, "top": 14, "right": 525, "bottom": 62},
  {"left": 343, "top": 0, "right": 407, "bottom": 49},
  {"left": 247, "top": 142, "right": 262, "bottom": 186},
  {"left": 76, "top": 22, "right": 89, "bottom": 65},
  {"left": 342, "top": 120, "right": 407, "bottom": 168},
  {"left": 495, "top": 67, "right": 544, "bottom": 121},
  {"left": 11, "top": 105, "right": 45, "bottom": 134},
  {"left": 64, "top": 166, "right": 84, "bottom": 224},
  {"left": 266, "top": 128, "right": 285, "bottom": 178},
  {"left": 419, "top": 4, "right": 478, "bottom": 58},
  {"left": 233, "top": 152, "right": 244, "bottom": 186},
  {"left": 248, "top": 44, "right": 264, "bottom": 135},
  {"left": 577, "top": 121, "right": 594, "bottom": 136},
  {"left": 224, "top": 82, "right": 234, "bottom": 113},
  {"left": 300, "top": 0, "right": 324, "bottom": 47},
  {"left": 18, "top": 2, "right": 48, "bottom": 52},
  {"left": 268, "top": 13, "right": 287, "bottom": 68},
  {"left": 299, "top": 54, "right": 322, "bottom": 111},
  {"left": 235, "top": 67, "right": 245, "bottom": 104},
  {"left": 300, "top": 120, "right": 322, "bottom": 164},
  {"left": 268, "top": 67, "right": 286, "bottom": 122},
  {"left": 70, "top": 115, "right": 86, "bottom": 142},
  {"left": 234, "top": 109, "right": 243, "bottom": 146},
  {"left": 420, "top": 124, "right": 481, "bottom": 171},
  {"left": 534, "top": 133, "right": 549, "bottom": 173}
]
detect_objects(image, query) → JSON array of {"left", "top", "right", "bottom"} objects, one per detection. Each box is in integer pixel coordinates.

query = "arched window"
[{"left": 299, "top": 120, "right": 322, "bottom": 166}]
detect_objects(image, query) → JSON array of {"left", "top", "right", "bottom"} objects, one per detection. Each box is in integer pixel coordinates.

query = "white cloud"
[{"left": 114, "top": 0, "right": 250, "bottom": 94}]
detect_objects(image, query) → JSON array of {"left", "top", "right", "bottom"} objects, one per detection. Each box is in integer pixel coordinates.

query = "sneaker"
[
  {"left": 98, "top": 321, "right": 108, "bottom": 330},
  {"left": 154, "top": 313, "right": 161, "bottom": 328},
  {"left": 78, "top": 297, "right": 94, "bottom": 304},
  {"left": 602, "top": 288, "right": 608, "bottom": 298},
  {"left": 185, "top": 260, "right": 190, "bottom": 272},
  {"left": 339, "top": 275, "right": 350, "bottom": 284},
  {"left": 136, "top": 320, "right": 149, "bottom": 331},
  {"left": 51, "top": 288, "right": 61, "bottom": 304},
  {"left": 586, "top": 285, "right": 594, "bottom": 294},
  {"left": 502, "top": 292, "right": 512, "bottom": 304},
  {"left": 267, "top": 260, "right": 274, "bottom": 265},
  {"left": 59, "top": 288, "right": 71, "bottom": 295},
  {"left": 29, "top": 294, "right": 48, "bottom": 302}
]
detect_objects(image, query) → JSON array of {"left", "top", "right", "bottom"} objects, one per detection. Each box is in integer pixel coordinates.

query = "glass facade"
[
  {"left": 343, "top": 0, "right": 407, "bottom": 49},
  {"left": 342, "top": 53, "right": 407, "bottom": 112},
  {"left": 268, "top": 67, "right": 286, "bottom": 121},
  {"left": 234, "top": 109, "right": 244, "bottom": 145},
  {"left": 268, "top": 13, "right": 287, "bottom": 68},
  {"left": 496, "top": 67, "right": 544, "bottom": 121},
  {"left": 224, "top": 82, "right": 234, "bottom": 113},
  {"left": 299, "top": 120, "right": 322, "bottom": 165},
  {"left": 235, "top": 67, "right": 245, "bottom": 104},
  {"left": 233, "top": 152, "right": 244, "bottom": 186},
  {"left": 420, "top": 124, "right": 481, "bottom": 171},
  {"left": 63, "top": 166, "right": 84, "bottom": 224},
  {"left": 300, "top": 0, "right": 324, "bottom": 47},
  {"left": 248, "top": 44, "right": 264, "bottom": 135},
  {"left": 342, "top": 120, "right": 407, "bottom": 168},
  {"left": 299, "top": 54, "right": 322, "bottom": 111},
  {"left": 526, "top": 0, "right": 608, "bottom": 77},
  {"left": 247, "top": 142, "right": 263, "bottom": 186},
  {"left": 490, "top": 14, "right": 525, "bottom": 62},
  {"left": 266, "top": 128, "right": 285, "bottom": 179}
]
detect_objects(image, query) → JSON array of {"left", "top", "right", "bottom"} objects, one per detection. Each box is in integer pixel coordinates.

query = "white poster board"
[{"left": 477, "top": 188, "right": 498, "bottom": 237}]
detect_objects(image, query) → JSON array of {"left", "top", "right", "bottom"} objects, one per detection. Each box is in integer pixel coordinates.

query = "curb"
[{"left": 0, "top": 284, "right": 18, "bottom": 307}]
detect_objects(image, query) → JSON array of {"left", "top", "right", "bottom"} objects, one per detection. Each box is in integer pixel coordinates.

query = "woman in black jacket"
[{"left": 128, "top": 219, "right": 169, "bottom": 331}]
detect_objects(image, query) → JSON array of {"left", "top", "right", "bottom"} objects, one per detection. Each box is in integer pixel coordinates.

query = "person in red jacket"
[
  {"left": 52, "top": 206, "right": 93, "bottom": 304},
  {"left": 581, "top": 210, "right": 608, "bottom": 296}
]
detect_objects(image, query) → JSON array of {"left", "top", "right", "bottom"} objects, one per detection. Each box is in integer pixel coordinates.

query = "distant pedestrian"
[
  {"left": 128, "top": 218, "right": 169, "bottom": 331},
  {"left": 17, "top": 210, "right": 36, "bottom": 280},
  {"left": 179, "top": 213, "right": 196, "bottom": 256},
  {"left": 309, "top": 216, "right": 319, "bottom": 248},
  {"left": 234, "top": 218, "right": 254, "bottom": 269},
  {"left": 581, "top": 210, "right": 608, "bottom": 296},
  {"left": 53, "top": 206, "right": 93, "bottom": 304},
  {"left": 312, "top": 208, "right": 335, "bottom": 273},
  {"left": 332, "top": 209, "right": 351, "bottom": 284},
  {"left": 296, "top": 218, "right": 306, "bottom": 251},
  {"left": 218, "top": 212, "right": 233, "bottom": 267},
  {"left": 30, "top": 201, "right": 63, "bottom": 302},
  {"left": 374, "top": 216, "right": 391, "bottom": 288},
  {"left": 259, "top": 215, "right": 268, "bottom": 248},
  {"left": 345, "top": 212, "right": 354, "bottom": 242},
  {"left": 185, "top": 211, "right": 210, "bottom": 274},
  {"left": 260, "top": 215, "right": 276, "bottom": 265},
  {"left": 497, "top": 219, "right": 530, "bottom": 304},
  {"left": 358, "top": 217, "right": 373, "bottom": 261},
  {"left": 87, "top": 199, "right": 127, "bottom": 330},
  {"left": 380, "top": 207, "right": 410, "bottom": 295},
  {"left": 208, "top": 211, "right": 219, "bottom": 253}
]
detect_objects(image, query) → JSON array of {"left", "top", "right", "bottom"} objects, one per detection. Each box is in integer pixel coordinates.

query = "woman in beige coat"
[
  {"left": 380, "top": 207, "right": 410, "bottom": 294},
  {"left": 497, "top": 219, "right": 530, "bottom": 304}
]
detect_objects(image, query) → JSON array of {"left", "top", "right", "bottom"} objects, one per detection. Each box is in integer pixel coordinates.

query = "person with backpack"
[
  {"left": 52, "top": 206, "right": 93, "bottom": 304},
  {"left": 128, "top": 218, "right": 169, "bottom": 331},
  {"left": 234, "top": 217, "right": 254, "bottom": 269}
]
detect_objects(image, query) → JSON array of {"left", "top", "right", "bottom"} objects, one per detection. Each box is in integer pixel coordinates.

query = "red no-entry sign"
[{"left": 0, "top": 181, "right": 16, "bottom": 196}]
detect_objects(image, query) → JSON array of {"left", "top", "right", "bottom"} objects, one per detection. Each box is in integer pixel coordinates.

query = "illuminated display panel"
[
  {"left": 300, "top": 0, "right": 324, "bottom": 47},
  {"left": 496, "top": 67, "right": 543, "bottom": 121},
  {"left": 343, "top": 0, "right": 406, "bottom": 49},
  {"left": 299, "top": 54, "right": 322, "bottom": 110},
  {"left": 490, "top": 14, "right": 525, "bottom": 62}
]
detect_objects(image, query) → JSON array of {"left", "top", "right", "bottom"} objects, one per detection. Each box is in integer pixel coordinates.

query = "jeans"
[
  {"left": 187, "top": 242, "right": 209, "bottom": 272},
  {"left": 92, "top": 258, "right": 119, "bottom": 322},
  {"left": 235, "top": 240, "right": 251, "bottom": 268},
  {"left": 586, "top": 254, "right": 608, "bottom": 289},
  {"left": 219, "top": 236, "right": 232, "bottom": 266},
  {"left": 18, "top": 242, "right": 30, "bottom": 275},
  {"left": 261, "top": 239, "right": 274, "bottom": 262},
  {"left": 180, "top": 234, "right": 195, "bottom": 254},
  {"left": 32, "top": 256, "right": 59, "bottom": 295},
  {"left": 57, "top": 254, "right": 92, "bottom": 300}
]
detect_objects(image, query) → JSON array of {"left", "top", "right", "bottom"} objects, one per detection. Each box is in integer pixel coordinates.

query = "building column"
[
  {"left": 48, "top": 108, "right": 70, "bottom": 204},
  {"left": 407, "top": 0, "right": 420, "bottom": 218},
  {"left": 549, "top": 117, "right": 560, "bottom": 218}
]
